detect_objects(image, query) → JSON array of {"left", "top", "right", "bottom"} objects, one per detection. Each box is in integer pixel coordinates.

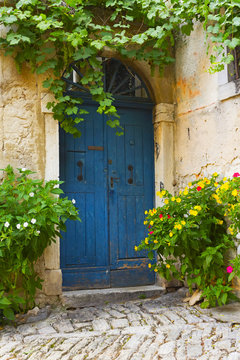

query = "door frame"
[{"left": 40, "top": 60, "right": 175, "bottom": 296}]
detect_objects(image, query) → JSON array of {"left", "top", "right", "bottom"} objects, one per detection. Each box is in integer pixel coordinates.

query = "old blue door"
[{"left": 60, "top": 58, "right": 155, "bottom": 289}]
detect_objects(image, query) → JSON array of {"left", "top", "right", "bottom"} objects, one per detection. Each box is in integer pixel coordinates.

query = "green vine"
[{"left": 0, "top": 0, "right": 240, "bottom": 136}]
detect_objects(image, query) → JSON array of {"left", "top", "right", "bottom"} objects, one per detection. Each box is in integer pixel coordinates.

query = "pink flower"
[
  {"left": 159, "top": 214, "right": 163, "bottom": 219},
  {"left": 149, "top": 231, "right": 154, "bottom": 235},
  {"left": 227, "top": 266, "right": 233, "bottom": 273},
  {"left": 233, "top": 173, "right": 240, "bottom": 178},
  {"left": 197, "top": 186, "right": 202, "bottom": 191}
]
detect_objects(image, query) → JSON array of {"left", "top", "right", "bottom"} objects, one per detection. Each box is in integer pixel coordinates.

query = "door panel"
[
  {"left": 108, "top": 107, "right": 155, "bottom": 286},
  {"left": 60, "top": 105, "right": 109, "bottom": 289},
  {"left": 60, "top": 103, "right": 154, "bottom": 289}
]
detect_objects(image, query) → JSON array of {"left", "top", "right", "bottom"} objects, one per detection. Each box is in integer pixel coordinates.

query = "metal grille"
[
  {"left": 228, "top": 46, "right": 240, "bottom": 81},
  {"left": 62, "top": 57, "right": 151, "bottom": 100}
]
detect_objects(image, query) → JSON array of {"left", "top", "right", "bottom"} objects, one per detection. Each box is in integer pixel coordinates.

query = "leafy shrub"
[
  {"left": 0, "top": 165, "right": 80, "bottom": 320},
  {"left": 136, "top": 173, "right": 240, "bottom": 308}
]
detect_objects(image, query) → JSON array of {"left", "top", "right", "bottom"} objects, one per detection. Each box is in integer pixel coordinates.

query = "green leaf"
[
  {"left": 3, "top": 307, "right": 15, "bottom": 321},
  {"left": 0, "top": 297, "right": 11, "bottom": 306}
]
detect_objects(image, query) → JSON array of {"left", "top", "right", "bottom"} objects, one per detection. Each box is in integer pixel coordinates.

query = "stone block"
[
  {"left": 42, "top": 269, "right": 62, "bottom": 296},
  {"left": 44, "top": 240, "right": 60, "bottom": 270}
]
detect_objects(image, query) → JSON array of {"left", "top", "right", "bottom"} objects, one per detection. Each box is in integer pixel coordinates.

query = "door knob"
[{"left": 77, "top": 160, "right": 83, "bottom": 181}]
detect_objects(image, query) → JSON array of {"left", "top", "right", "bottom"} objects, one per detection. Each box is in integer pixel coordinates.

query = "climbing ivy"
[{"left": 0, "top": 0, "right": 240, "bottom": 136}]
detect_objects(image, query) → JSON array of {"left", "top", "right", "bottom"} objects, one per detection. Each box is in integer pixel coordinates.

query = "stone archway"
[{"left": 40, "top": 53, "right": 175, "bottom": 298}]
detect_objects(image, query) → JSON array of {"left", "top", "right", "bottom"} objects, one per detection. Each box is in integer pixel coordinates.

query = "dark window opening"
[
  {"left": 228, "top": 46, "right": 240, "bottom": 82},
  {"left": 62, "top": 57, "right": 152, "bottom": 101}
]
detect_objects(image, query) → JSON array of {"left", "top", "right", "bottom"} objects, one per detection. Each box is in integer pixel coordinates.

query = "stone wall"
[
  {"left": 2, "top": 20, "right": 240, "bottom": 297},
  {"left": 0, "top": 36, "right": 62, "bottom": 303},
  {"left": 175, "top": 22, "right": 240, "bottom": 189}
]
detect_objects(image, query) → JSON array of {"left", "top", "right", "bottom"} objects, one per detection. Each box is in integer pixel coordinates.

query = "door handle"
[
  {"left": 128, "top": 165, "right": 133, "bottom": 184},
  {"left": 110, "top": 177, "right": 120, "bottom": 189}
]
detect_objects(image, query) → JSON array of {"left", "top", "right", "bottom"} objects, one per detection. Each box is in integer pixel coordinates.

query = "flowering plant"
[
  {"left": 0, "top": 165, "right": 80, "bottom": 320},
  {"left": 136, "top": 173, "right": 240, "bottom": 308}
]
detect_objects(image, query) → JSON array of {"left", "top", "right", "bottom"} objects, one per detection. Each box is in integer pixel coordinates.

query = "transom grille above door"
[{"left": 62, "top": 58, "right": 151, "bottom": 101}]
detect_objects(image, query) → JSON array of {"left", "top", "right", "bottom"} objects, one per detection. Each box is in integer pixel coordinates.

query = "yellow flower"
[
  {"left": 174, "top": 223, "right": 182, "bottom": 230},
  {"left": 154, "top": 268, "right": 158, "bottom": 272},
  {"left": 213, "top": 172, "right": 218, "bottom": 177},
  {"left": 189, "top": 209, "right": 198, "bottom": 216},
  {"left": 164, "top": 199, "right": 169, "bottom": 205},
  {"left": 166, "top": 264, "right": 170, "bottom": 269},
  {"left": 204, "top": 178, "right": 210, "bottom": 184},
  {"left": 229, "top": 227, "right": 234, "bottom": 235},
  {"left": 148, "top": 263, "right": 152, "bottom": 268},
  {"left": 156, "top": 191, "right": 161, "bottom": 197},
  {"left": 183, "top": 189, "right": 189, "bottom": 196},
  {"left": 198, "top": 181, "right": 205, "bottom": 188},
  {"left": 212, "top": 194, "right": 222, "bottom": 204},
  {"left": 181, "top": 220, "right": 186, "bottom": 226},
  {"left": 154, "top": 240, "right": 158, "bottom": 244},
  {"left": 167, "top": 242, "right": 171, "bottom": 246},
  {"left": 194, "top": 205, "right": 202, "bottom": 211},
  {"left": 169, "top": 232, "right": 173, "bottom": 237},
  {"left": 179, "top": 190, "right": 182, "bottom": 195},
  {"left": 176, "top": 198, "right": 181, "bottom": 203},
  {"left": 150, "top": 221, "right": 154, "bottom": 226},
  {"left": 232, "top": 189, "right": 238, "bottom": 197},
  {"left": 145, "top": 210, "right": 148, "bottom": 215},
  {"left": 171, "top": 197, "right": 176, "bottom": 202},
  {"left": 214, "top": 182, "right": 218, "bottom": 187},
  {"left": 217, "top": 220, "right": 223, "bottom": 225},
  {"left": 223, "top": 177, "right": 227, "bottom": 182},
  {"left": 134, "top": 246, "right": 138, "bottom": 251},
  {"left": 188, "top": 182, "right": 192, "bottom": 187},
  {"left": 145, "top": 238, "right": 149, "bottom": 244},
  {"left": 220, "top": 182, "right": 229, "bottom": 191},
  {"left": 161, "top": 190, "right": 166, "bottom": 196},
  {"left": 153, "top": 208, "right": 157, "bottom": 214},
  {"left": 143, "top": 221, "right": 148, "bottom": 225}
]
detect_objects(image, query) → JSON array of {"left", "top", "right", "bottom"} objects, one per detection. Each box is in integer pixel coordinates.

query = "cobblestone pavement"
[{"left": 1, "top": 290, "right": 240, "bottom": 360}]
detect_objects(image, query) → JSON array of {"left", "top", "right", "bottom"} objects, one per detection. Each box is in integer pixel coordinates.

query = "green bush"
[
  {"left": 136, "top": 173, "right": 240, "bottom": 308},
  {"left": 0, "top": 165, "right": 80, "bottom": 320}
]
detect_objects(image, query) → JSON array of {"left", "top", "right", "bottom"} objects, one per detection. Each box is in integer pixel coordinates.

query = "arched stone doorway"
[{"left": 40, "top": 56, "right": 175, "bottom": 295}]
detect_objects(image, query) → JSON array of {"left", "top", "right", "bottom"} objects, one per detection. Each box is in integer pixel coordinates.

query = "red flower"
[
  {"left": 149, "top": 231, "right": 154, "bottom": 235},
  {"left": 148, "top": 225, "right": 151, "bottom": 228},
  {"left": 167, "top": 215, "right": 171, "bottom": 219},
  {"left": 197, "top": 186, "right": 202, "bottom": 191},
  {"left": 159, "top": 214, "right": 163, "bottom": 219},
  {"left": 233, "top": 173, "right": 240, "bottom": 178}
]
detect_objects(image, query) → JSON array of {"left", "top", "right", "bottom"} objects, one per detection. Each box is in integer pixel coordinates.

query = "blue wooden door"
[{"left": 60, "top": 102, "right": 154, "bottom": 289}]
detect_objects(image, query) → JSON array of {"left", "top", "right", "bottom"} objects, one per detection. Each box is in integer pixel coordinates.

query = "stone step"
[{"left": 61, "top": 285, "right": 166, "bottom": 308}]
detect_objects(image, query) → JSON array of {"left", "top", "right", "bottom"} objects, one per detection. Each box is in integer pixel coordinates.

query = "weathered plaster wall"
[
  {"left": 0, "top": 54, "right": 45, "bottom": 176},
  {"left": 175, "top": 23, "right": 240, "bottom": 189},
  {"left": 0, "top": 28, "right": 62, "bottom": 303}
]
